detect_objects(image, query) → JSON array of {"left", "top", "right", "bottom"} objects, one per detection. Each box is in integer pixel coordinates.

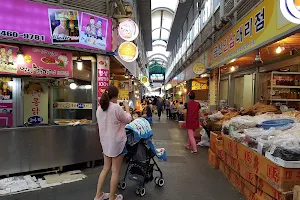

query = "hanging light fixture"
[
  {"left": 276, "top": 46, "right": 284, "bottom": 54},
  {"left": 230, "top": 66, "right": 236, "bottom": 72},
  {"left": 253, "top": 50, "right": 263, "bottom": 64},
  {"left": 70, "top": 83, "right": 78, "bottom": 90},
  {"left": 16, "top": 49, "right": 25, "bottom": 65},
  {"left": 76, "top": 57, "right": 83, "bottom": 70}
]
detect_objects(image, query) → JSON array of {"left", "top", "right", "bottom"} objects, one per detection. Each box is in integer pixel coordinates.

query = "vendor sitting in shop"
[{"left": 142, "top": 100, "right": 153, "bottom": 126}]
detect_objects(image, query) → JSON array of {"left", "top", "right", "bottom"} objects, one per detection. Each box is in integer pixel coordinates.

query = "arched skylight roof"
[{"left": 148, "top": 0, "right": 179, "bottom": 68}]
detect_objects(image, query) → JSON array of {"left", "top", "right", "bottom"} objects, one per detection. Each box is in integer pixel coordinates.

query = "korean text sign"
[
  {"left": 0, "top": 0, "right": 112, "bottom": 52},
  {"left": 208, "top": 0, "right": 299, "bottom": 68},
  {"left": 0, "top": 44, "right": 73, "bottom": 77},
  {"left": 97, "top": 55, "right": 110, "bottom": 102},
  {"left": 23, "top": 81, "right": 48, "bottom": 124}
]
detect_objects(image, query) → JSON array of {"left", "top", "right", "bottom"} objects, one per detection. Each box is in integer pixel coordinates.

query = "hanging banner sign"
[
  {"left": 118, "top": 19, "right": 139, "bottom": 41},
  {"left": 97, "top": 55, "right": 110, "bottom": 102},
  {"left": 0, "top": 0, "right": 113, "bottom": 51},
  {"left": 0, "top": 44, "right": 73, "bottom": 77},
  {"left": 23, "top": 80, "right": 48, "bottom": 124},
  {"left": 118, "top": 42, "right": 138, "bottom": 62},
  {"left": 193, "top": 63, "right": 205, "bottom": 75},
  {"left": 208, "top": 0, "right": 299, "bottom": 68}
]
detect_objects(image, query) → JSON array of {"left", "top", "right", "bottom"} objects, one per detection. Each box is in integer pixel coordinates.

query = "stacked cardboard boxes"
[{"left": 208, "top": 133, "right": 300, "bottom": 200}]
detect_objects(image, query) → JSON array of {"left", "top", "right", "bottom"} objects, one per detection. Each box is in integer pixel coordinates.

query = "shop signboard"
[
  {"left": 97, "top": 55, "right": 110, "bottom": 102},
  {"left": 54, "top": 102, "right": 92, "bottom": 109},
  {"left": 0, "top": 0, "right": 112, "bottom": 52},
  {"left": 23, "top": 80, "right": 48, "bottom": 124},
  {"left": 280, "top": 0, "right": 300, "bottom": 24},
  {"left": 0, "top": 78, "right": 13, "bottom": 127},
  {"left": 119, "top": 90, "right": 129, "bottom": 100},
  {"left": 0, "top": 44, "right": 73, "bottom": 77},
  {"left": 118, "top": 42, "right": 138, "bottom": 62},
  {"left": 208, "top": 0, "right": 300, "bottom": 68},
  {"left": 118, "top": 19, "right": 139, "bottom": 41}
]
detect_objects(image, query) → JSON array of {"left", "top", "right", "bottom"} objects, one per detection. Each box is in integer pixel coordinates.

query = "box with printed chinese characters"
[
  {"left": 255, "top": 152, "right": 300, "bottom": 192},
  {"left": 257, "top": 178, "right": 293, "bottom": 200},
  {"left": 223, "top": 135, "right": 238, "bottom": 159},
  {"left": 225, "top": 153, "right": 240, "bottom": 173},
  {"left": 238, "top": 143, "right": 257, "bottom": 173},
  {"left": 210, "top": 131, "right": 222, "bottom": 153},
  {"left": 239, "top": 160, "right": 258, "bottom": 186},
  {"left": 208, "top": 148, "right": 219, "bottom": 169}
]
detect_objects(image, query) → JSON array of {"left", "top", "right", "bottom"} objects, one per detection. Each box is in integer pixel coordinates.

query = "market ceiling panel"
[{"left": 29, "top": 0, "right": 107, "bottom": 15}]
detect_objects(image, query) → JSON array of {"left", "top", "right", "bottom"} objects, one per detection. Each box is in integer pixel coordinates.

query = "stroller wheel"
[
  {"left": 139, "top": 187, "right": 146, "bottom": 197},
  {"left": 155, "top": 178, "right": 165, "bottom": 187},
  {"left": 119, "top": 181, "right": 127, "bottom": 190},
  {"left": 135, "top": 189, "right": 140, "bottom": 195}
]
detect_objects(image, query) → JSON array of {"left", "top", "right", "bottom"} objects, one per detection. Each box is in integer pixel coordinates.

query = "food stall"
[{"left": 0, "top": 44, "right": 105, "bottom": 176}]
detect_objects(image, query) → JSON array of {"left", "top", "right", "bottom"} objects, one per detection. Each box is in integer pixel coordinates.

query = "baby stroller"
[{"left": 118, "top": 118, "right": 167, "bottom": 197}]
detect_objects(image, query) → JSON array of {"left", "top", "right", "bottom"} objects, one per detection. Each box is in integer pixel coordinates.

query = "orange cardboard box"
[
  {"left": 178, "top": 121, "right": 186, "bottom": 129},
  {"left": 257, "top": 178, "right": 293, "bottom": 200},
  {"left": 240, "top": 161, "right": 258, "bottom": 186},
  {"left": 231, "top": 171, "right": 243, "bottom": 193},
  {"left": 244, "top": 186, "right": 256, "bottom": 200},
  {"left": 208, "top": 148, "right": 219, "bottom": 169},
  {"left": 223, "top": 135, "right": 238, "bottom": 159},
  {"left": 255, "top": 152, "right": 300, "bottom": 192},
  {"left": 225, "top": 153, "right": 240, "bottom": 173},
  {"left": 242, "top": 177, "right": 257, "bottom": 194},
  {"left": 219, "top": 160, "right": 226, "bottom": 175},
  {"left": 216, "top": 144, "right": 226, "bottom": 162},
  {"left": 254, "top": 190, "right": 274, "bottom": 200},
  {"left": 210, "top": 132, "right": 222, "bottom": 153},
  {"left": 238, "top": 143, "right": 257, "bottom": 173}
]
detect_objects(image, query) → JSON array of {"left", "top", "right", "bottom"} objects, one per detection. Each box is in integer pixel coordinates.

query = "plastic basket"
[{"left": 260, "top": 118, "right": 294, "bottom": 130}]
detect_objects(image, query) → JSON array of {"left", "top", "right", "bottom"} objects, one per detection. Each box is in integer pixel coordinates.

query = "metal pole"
[{"left": 91, "top": 59, "right": 97, "bottom": 123}]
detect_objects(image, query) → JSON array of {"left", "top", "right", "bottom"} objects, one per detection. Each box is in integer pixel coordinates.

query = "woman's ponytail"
[
  {"left": 100, "top": 85, "right": 119, "bottom": 111},
  {"left": 100, "top": 92, "right": 110, "bottom": 111}
]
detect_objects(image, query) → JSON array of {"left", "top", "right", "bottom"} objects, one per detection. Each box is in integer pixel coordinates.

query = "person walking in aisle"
[
  {"left": 95, "top": 85, "right": 132, "bottom": 200},
  {"left": 142, "top": 100, "right": 153, "bottom": 125},
  {"left": 177, "top": 102, "right": 185, "bottom": 121},
  {"left": 156, "top": 98, "right": 164, "bottom": 120},
  {"left": 184, "top": 91, "right": 206, "bottom": 154},
  {"left": 165, "top": 98, "right": 171, "bottom": 118}
]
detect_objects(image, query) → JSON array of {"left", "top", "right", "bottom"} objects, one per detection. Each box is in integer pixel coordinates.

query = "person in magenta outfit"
[
  {"left": 184, "top": 91, "right": 206, "bottom": 154},
  {"left": 94, "top": 85, "right": 132, "bottom": 200}
]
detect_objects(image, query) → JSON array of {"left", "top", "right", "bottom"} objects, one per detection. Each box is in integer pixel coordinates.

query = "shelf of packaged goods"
[
  {"left": 272, "top": 72, "right": 300, "bottom": 75},
  {"left": 269, "top": 99, "right": 300, "bottom": 102},
  {"left": 268, "top": 86, "right": 300, "bottom": 89}
]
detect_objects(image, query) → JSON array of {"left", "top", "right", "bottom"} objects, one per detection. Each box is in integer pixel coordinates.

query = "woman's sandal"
[
  {"left": 94, "top": 192, "right": 110, "bottom": 200},
  {"left": 114, "top": 194, "right": 123, "bottom": 200},
  {"left": 191, "top": 151, "right": 198, "bottom": 154}
]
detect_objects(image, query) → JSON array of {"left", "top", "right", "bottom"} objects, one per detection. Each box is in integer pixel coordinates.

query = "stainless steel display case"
[{"left": 0, "top": 123, "right": 103, "bottom": 176}]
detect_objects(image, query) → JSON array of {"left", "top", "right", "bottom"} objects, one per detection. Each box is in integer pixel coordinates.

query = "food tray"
[{"left": 259, "top": 118, "right": 294, "bottom": 130}]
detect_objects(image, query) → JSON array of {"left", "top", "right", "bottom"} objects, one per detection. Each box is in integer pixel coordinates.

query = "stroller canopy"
[
  {"left": 125, "top": 118, "right": 167, "bottom": 161},
  {"left": 125, "top": 118, "right": 153, "bottom": 141}
]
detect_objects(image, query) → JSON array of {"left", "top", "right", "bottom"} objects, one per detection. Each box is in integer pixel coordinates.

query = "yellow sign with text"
[
  {"left": 119, "top": 90, "right": 129, "bottom": 100},
  {"left": 208, "top": 0, "right": 299, "bottom": 68}
]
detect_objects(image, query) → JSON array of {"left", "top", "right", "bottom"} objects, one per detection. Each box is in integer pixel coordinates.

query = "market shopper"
[
  {"left": 95, "top": 85, "right": 132, "bottom": 200},
  {"left": 156, "top": 98, "right": 164, "bottom": 120},
  {"left": 165, "top": 98, "right": 171, "bottom": 118},
  {"left": 178, "top": 102, "right": 184, "bottom": 121},
  {"left": 184, "top": 91, "right": 206, "bottom": 154},
  {"left": 142, "top": 100, "right": 153, "bottom": 125}
]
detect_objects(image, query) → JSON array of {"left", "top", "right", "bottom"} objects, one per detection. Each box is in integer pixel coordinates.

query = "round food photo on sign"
[
  {"left": 118, "top": 42, "right": 138, "bottom": 62},
  {"left": 118, "top": 19, "right": 139, "bottom": 41}
]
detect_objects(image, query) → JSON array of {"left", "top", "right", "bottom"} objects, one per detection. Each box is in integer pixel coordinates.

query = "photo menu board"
[{"left": 0, "top": 0, "right": 112, "bottom": 52}]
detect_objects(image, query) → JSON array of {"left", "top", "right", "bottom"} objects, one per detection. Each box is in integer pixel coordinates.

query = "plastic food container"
[{"left": 259, "top": 118, "right": 294, "bottom": 130}]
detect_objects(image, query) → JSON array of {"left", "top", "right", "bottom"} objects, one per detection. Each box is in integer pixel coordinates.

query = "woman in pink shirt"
[{"left": 95, "top": 85, "right": 132, "bottom": 200}]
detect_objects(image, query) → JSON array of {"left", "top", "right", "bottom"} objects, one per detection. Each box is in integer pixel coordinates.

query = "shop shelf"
[
  {"left": 268, "top": 86, "right": 300, "bottom": 89},
  {"left": 270, "top": 99, "right": 300, "bottom": 101}
]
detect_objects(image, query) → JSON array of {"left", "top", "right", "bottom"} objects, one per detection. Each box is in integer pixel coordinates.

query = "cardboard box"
[
  {"left": 254, "top": 190, "right": 274, "bottom": 200},
  {"left": 257, "top": 178, "right": 293, "bottom": 200},
  {"left": 244, "top": 185, "right": 256, "bottom": 200},
  {"left": 242, "top": 177, "right": 257, "bottom": 194},
  {"left": 225, "top": 153, "right": 240, "bottom": 173},
  {"left": 231, "top": 171, "right": 243, "bottom": 193},
  {"left": 238, "top": 143, "right": 257, "bottom": 173},
  {"left": 216, "top": 144, "right": 226, "bottom": 162},
  {"left": 255, "top": 153, "right": 300, "bottom": 192},
  {"left": 223, "top": 135, "right": 238, "bottom": 159},
  {"left": 219, "top": 160, "right": 226, "bottom": 176},
  {"left": 178, "top": 121, "right": 186, "bottom": 129},
  {"left": 240, "top": 161, "right": 258, "bottom": 186},
  {"left": 210, "top": 131, "right": 222, "bottom": 153},
  {"left": 208, "top": 148, "right": 219, "bottom": 169}
]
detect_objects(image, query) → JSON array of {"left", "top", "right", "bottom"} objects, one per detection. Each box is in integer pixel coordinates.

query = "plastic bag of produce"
[
  {"left": 208, "top": 111, "right": 224, "bottom": 121},
  {"left": 197, "top": 128, "right": 210, "bottom": 147}
]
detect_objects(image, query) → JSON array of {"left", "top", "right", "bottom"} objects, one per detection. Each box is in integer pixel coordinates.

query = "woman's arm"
[{"left": 116, "top": 104, "right": 132, "bottom": 124}]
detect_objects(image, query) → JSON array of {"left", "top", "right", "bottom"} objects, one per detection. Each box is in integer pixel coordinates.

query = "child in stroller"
[{"left": 118, "top": 118, "right": 167, "bottom": 197}]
